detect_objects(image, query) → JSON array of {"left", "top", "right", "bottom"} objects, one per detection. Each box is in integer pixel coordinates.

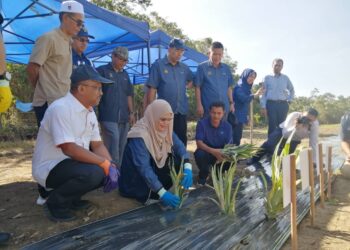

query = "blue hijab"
[{"left": 237, "top": 68, "right": 256, "bottom": 93}]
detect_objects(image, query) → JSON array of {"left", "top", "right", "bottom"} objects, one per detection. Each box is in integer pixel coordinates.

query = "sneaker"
[
  {"left": 36, "top": 195, "right": 47, "bottom": 206},
  {"left": 44, "top": 203, "right": 76, "bottom": 222},
  {"left": 70, "top": 200, "right": 92, "bottom": 211}
]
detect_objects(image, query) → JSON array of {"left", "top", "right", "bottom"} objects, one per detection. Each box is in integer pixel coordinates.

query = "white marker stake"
[
  {"left": 300, "top": 149, "right": 310, "bottom": 191},
  {"left": 290, "top": 154, "right": 298, "bottom": 250},
  {"left": 283, "top": 155, "right": 291, "bottom": 208}
]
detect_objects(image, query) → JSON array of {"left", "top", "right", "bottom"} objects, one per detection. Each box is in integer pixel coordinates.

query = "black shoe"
[
  {"left": 70, "top": 200, "right": 92, "bottom": 211},
  {"left": 0, "top": 232, "right": 10, "bottom": 245},
  {"left": 44, "top": 203, "right": 76, "bottom": 222}
]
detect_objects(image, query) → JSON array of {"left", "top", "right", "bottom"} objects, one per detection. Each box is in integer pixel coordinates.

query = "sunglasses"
[
  {"left": 74, "top": 37, "right": 90, "bottom": 43},
  {"left": 68, "top": 15, "right": 84, "bottom": 27}
]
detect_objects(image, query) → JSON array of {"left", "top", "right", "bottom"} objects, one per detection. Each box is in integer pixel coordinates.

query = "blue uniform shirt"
[
  {"left": 194, "top": 61, "right": 234, "bottom": 115},
  {"left": 260, "top": 73, "right": 294, "bottom": 108},
  {"left": 72, "top": 50, "right": 92, "bottom": 68},
  {"left": 340, "top": 112, "right": 350, "bottom": 141},
  {"left": 195, "top": 117, "right": 232, "bottom": 148},
  {"left": 97, "top": 63, "right": 133, "bottom": 123},
  {"left": 147, "top": 56, "right": 193, "bottom": 114},
  {"left": 119, "top": 133, "right": 189, "bottom": 202}
]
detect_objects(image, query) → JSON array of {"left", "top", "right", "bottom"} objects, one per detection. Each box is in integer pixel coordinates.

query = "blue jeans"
[{"left": 100, "top": 121, "right": 129, "bottom": 166}]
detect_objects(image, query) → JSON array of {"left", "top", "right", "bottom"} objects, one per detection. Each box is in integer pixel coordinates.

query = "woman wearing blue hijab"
[{"left": 232, "top": 69, "right": 263, "bottom": 145}]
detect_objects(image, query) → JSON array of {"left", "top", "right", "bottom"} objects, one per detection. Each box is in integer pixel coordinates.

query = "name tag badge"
[
  {"left": 164, "top": 69, "right": 168, "bottom": 74},
  {"left": 109, "top": 72, "right": 113, "bottom": 78},
  {"left": 208, "top": 71, "right": 212, "bottom": 76}
]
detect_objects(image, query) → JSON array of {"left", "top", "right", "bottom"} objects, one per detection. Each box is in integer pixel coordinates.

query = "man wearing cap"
[
  {"left": 194, "top": 41, "right": 234, "bottom": 118},
  {"left": 146, "top": 38, "right": 193, "bottom": 146},
  {"left": 26, "top": 0, "right": 84, "bottom": 127},
  {"left": 97, "top": 47, "right": 135, "bottom": 166},
  {"left": 26, "top": 0, "right": 85, "bottom": 206},
  {"left": 32, "top": 65, "right": 117, "bottom": 222},
  {"left": 72, "top": 26, "right": 94, "bottom": 68}
]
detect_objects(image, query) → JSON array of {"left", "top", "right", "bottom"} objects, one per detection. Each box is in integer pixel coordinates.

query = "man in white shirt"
[
  {"left": 32, "top": 65, "right": 116, "bottom": 222},
  {"left": 249, "top": 108, "right": 319, "bottom": 164}
]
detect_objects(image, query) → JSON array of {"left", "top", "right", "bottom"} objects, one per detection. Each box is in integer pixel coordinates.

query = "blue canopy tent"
[
  {"left": 93, "top": 29, "right": 208, "bottom": 84},
  {"left": 0, "top": 0, "right": 150, "bottom": 64}
]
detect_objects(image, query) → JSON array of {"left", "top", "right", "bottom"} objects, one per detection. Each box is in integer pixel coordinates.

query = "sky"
[{"left": 144, "top": 0, "right": 350, "bottom": 97}]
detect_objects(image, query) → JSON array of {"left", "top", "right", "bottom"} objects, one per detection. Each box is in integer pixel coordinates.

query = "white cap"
[{"left": 60, "top": 1, "right": 84, "bottom": 15}]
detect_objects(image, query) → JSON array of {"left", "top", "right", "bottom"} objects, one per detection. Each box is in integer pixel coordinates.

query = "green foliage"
[
  {"left": 0, "top": 64, "right": 37, "bottom": 139},
  {"left": 169, "top": 159, "right": 187, "bottom": 208},
  {"left": 263, "top": 131, "right": 295, "bottom": 219},
  {"left": 209, "top": 162, "right": 242, "bottom": 216},
  {"left": 208, "top": 144, "right": 258, "bottom": 216},
  {"left": 221, "top": 143, "right": 261, "bottom": 161}
]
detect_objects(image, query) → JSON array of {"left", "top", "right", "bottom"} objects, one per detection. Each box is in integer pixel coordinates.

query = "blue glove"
[
  {"left": 181, "top": 163, "right": 193, "bottom": 189},
  {"left": 158, "top": 188, "right": 180, "bottom": 208},
  {"left": 103, "top": 166, "right": 120, "bottom": 193}
]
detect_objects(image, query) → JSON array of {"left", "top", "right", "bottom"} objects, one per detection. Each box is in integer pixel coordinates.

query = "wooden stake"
[
  {"left": 327, "top": 146, "right": 333, "bottom": 199},
  {"left": 318, "top": 143, "right": 325, "bottom": 208},
  {"left": 290, "top": 154, "right": 298, "bottom": 250},
  {"left": 308, "top": 149, "right": 315, "bottom": 226}
]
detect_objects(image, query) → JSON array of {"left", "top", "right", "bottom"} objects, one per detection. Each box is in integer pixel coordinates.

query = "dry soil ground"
[{"left": 0, "top": 125, "right": 349, "bottom": 249}]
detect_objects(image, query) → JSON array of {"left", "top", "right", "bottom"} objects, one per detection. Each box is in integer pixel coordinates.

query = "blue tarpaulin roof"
[
  {"left": 93, "top": 29, "right": 208, "bottom": 84},
  {"left": 0, "top": 0, "right": 150, "bottom": 64}
]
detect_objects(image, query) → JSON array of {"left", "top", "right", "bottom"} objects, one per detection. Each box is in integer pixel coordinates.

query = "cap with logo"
[
  {"left": 113, "top": 47, "right": 129, "bottom": 61},
  {"left": 71, "top": 65, "right": 113, "bottom": 86},
  {"left": 60, "top": 1, "right": 84, "bottom": 15},
  {"left": 77, "top": 26, "right": 95, "bottom": 39},
  {"left": 168, "top": 38, "right": 186, "bottom": 50}
]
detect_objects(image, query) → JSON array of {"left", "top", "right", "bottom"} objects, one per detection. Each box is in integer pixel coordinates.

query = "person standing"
[
  {"left": 97, "top": 47, "right": 135, "bottom": 166},
  {"left": 194, "top": 41, "right": 234, "bottom": 118},
  {"left": 260, "top": 58, "right": 295, "bottom": 135},
  {"left": 72, "top": 26, "right": 94, "bottom": 68},
  {"left": 146, "top": 38, "right": 193, "bottom": 146},
  {"left": 232, "top": 69, "right": 263, "bottom": 145},
  {"left": 26, "top": 0, "right": 84, "bottom": 127}
]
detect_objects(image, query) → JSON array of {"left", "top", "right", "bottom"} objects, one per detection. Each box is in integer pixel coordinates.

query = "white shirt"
[
  {"left": 32, "top": 93, "right": 101, "bottom": 187},
  {"left": 279, "top": 112, "right": 319, "bottom": 162}
]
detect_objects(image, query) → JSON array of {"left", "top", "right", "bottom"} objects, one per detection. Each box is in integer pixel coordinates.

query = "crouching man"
[
  {"left": 32, "top": 65, "right": 118, "bottom": 222},
  {"left": 194, "top": 102, "right": 233, "bottom": 185},
  {"left": 249, "top": 108, "right": 319, "bottom": 164}
]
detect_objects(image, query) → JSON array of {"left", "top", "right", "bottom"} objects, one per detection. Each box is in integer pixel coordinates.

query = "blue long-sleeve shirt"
[
  {"left": 119, "top": 132, "right": 189, "bottom": 202},
  {"left": 260, "top": 74, "right": 294, "bottom": 108},
  {"left": 233, "top": 83, "right": 254, "bottom": 124}
]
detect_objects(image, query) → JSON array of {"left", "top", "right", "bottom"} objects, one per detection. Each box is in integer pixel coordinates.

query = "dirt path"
[{"left": 1, "top": 139, "right": 349, "bottom": 249}]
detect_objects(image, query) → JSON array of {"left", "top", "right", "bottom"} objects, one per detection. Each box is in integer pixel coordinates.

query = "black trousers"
[
  {"left": 173, "top": 113, "right": 187, "bottom": 147},
  {"left": 266, "top": 100, "right": 289, "bottom": 135},
  {"left": 45, "top": 159, "right": 105, "bottom": 209},
  {"left": 33, "top": 102, "right": 48, "bottom": 128},
  {"left": 194, "top": 149, "right": 231, "bottom": 180}
]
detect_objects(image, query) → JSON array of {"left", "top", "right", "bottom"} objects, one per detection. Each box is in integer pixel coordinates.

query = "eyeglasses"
[
  {"left": 74, "top": 37, "right": 90, "bottom": 43},
  {"left": 81, "top": 84, "right": 102, "bottom": 92},
  {"left": 113, "top": 54, "right": 128, "bottom": 62},
  {"left": 68, "top": 15, "right": 84, "bottom": 27}
]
